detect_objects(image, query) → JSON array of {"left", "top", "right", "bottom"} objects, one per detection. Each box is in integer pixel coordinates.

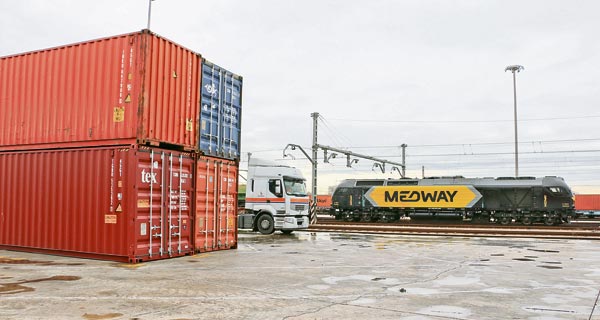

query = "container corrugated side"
[
  {"left": 199, "top": 60, "right": 242, "bottom": 160},
  {"left": 0, "top": 30, "right": 200, "bottom": 151},
  {"left": 194, "top": 155, "right": 238, "bottom": 252},
  {"left": 0, "top": 145, "right": 194, "bottom": 262},
  {"left": 575, "top": 194, "right": 600, "bottom": 210}
]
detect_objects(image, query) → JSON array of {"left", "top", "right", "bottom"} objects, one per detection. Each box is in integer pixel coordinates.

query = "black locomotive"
[{"left": 330, "top": 176, "right": 575, "bottom": 225}]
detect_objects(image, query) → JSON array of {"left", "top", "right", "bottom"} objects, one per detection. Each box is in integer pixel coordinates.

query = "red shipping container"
[
  {"left": 0, "top": 145, "right": 194, "bottom": 262},
  {"left": 194, "top": 156, "right": 238, "bottom": 252},
  {"left": 0, "top": 30, "right": 200, "bottom": 151},
  {"left": 575, "top": 194, "right": 600, "bottom": 211},
  {"left": 315, "top": 195, "right": 332, "bottom": 209}
]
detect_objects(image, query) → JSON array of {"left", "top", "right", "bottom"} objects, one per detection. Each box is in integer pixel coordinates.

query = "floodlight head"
[{"left": 505, "top": 65, "right": 524, "bottom": 73}]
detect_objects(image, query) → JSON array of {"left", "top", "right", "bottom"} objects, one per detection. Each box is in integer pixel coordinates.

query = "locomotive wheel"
[
  {"left": 499, "top": 217, "right": 511, "bottom": 225},
  {"left": 521, "top": 216, "right": 532, "bottom": 225},
  {"left": 543, "top": 217, "right": 555, "bottom": 226},
  {"left": 343, "top": 213, "right": 353, "bottom": 222}
]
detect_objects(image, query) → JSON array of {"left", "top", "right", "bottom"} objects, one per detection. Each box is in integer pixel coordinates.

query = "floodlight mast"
[{"left": 505, "top": 65, "right": 524, "bottom": 177}]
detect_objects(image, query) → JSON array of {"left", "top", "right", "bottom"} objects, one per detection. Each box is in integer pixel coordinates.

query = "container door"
[
  {"left": 216, "top": 160, "right": 238, "bottom": 250},
  {"left": 221, "top": 73, "right": 242, "bottom": 160},
  {"left": 199, "top": 61, "right": 243, "bottom": 160},
  {"left": 194, "top": 157, "right": 218, "bottom": 252},
  {"left": 136, "top": 148, "right": 193, "bottom": 261},
  {"left": 164, "top": 152, "right": 193, "bottom": 256},
  {"left": 200, "top": 63, "right": 222, "bottom": 156}
]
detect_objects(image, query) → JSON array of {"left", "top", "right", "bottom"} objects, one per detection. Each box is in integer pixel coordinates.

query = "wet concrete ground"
[{"left": 2, "top": 232, "right": 600, "bottom": 319}]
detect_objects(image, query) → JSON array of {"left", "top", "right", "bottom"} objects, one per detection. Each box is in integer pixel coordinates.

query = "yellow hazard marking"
[
  {"left": 128, "top": 73, "right": 133, "bottom": 80},
  {"left": 124, "top": 94, "right": 131, "bottom": 103},
  {"left": 186, "top": 119, "right": 194, "bottom": 132},
  {"left": 172, "top": 70, "right": 177, "bottom": 78},
  {"left": 105, "top": 214, "right": 117, "bottom": 224},
  {"left": 113, "top": 107, "right": 125, "bottom": 122},
  {"left": 366, "top": 185, "right": 482, "bottom": 208},
  {"left": 115, "top": 203, "right": 123, "bottom": 212}
]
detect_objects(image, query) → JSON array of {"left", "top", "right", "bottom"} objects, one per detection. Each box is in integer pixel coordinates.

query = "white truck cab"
[{"left": 238, "top": 158, "right": 310, "bottom": 234}]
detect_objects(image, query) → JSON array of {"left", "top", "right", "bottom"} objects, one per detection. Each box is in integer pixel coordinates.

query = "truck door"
[{"left": 268, "top": 179, "right": 285, "bottom": 212}]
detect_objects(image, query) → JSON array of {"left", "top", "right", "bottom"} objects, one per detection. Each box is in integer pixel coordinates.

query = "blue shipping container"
[{"left": 200, "top": 60, "right": 243, "bottom": 160}]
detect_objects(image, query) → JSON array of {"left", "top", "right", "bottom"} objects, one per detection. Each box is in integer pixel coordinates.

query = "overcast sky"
[{"left": 1, "top": 0, "right": 598, "bottom": 194}]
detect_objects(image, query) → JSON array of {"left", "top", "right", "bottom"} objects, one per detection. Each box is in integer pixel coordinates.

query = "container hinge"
[
  {"left": 171, "top": 232, "right": 180, "bottom": 237},
  {"left": 153, "top": 233, "right": 162, "bottom": 238}
]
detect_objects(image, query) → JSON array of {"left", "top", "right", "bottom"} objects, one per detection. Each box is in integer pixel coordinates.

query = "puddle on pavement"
[
  {"left": 490, "top": 254, "right": 504, "bottom": 256},
  {"left": 0, "top": 258, "right": 84, "bottom": 266},
  {"left": 0, "top": 275, "right": 81, "bottom": 295},
  {"left": 82, "top": 313, "right": 123, "bottom": 320},
  {"left": 524, "top": 256, "right": 538, "bottom": 258},
  {"left": 513, "top": 258, "right": 536, "bottom": 261},
  {"left": 541, "top": 261, "right": 562, "bottom": 264},
  {"left": 537, "top": 265, "right": 563, "bottom": 269},
  {"left": 528, "top": 249, "right": 560, "bottom": 253}
]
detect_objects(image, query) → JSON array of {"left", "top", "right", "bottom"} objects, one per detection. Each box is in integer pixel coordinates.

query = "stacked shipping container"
[{"left": 0, "top": 30, "right": 242, "bottom": 262}]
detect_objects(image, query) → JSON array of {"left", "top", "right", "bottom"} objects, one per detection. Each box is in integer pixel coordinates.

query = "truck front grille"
[{"left": 294, "top": 205, "right": 307, "bottom": 211}]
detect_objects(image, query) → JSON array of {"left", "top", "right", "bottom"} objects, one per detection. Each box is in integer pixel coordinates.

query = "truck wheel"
[
  {"left": 281, "top": 230, "right": 293, "bottom": 235},
  {"left": 256, "top": 214, "right": 275, "bottom": 234}
]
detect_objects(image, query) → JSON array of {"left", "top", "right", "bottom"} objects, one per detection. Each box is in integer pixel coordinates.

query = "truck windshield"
[{"left": 284, "top": 178, "right": 307, "bottom": 196}]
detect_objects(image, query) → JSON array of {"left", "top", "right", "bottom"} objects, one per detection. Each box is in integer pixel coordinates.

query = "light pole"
[
  {"left": 505, "top": 65, "right": 524, "bottom": 177},
  {"left": 147, "top": 0, "right": 154, "bottom": 30}
]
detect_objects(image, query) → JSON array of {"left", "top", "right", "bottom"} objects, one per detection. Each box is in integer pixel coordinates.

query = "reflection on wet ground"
[
  {"left": 0, "top": 257, "right": 84, "bottom": 266},
  {"left": 0, "top": 275, "right": 81, "bottom": 295}
]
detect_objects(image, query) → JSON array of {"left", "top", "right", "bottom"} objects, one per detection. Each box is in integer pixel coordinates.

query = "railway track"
[{"left": 310, "top": 216, "right": 600, "bottom": 239}]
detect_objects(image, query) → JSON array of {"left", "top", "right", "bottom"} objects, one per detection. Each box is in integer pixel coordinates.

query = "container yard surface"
[{"left": 2, "top": 232, "right": 600, "bottom": 320}]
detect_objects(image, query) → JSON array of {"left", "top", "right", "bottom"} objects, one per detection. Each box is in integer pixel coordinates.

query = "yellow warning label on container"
[
  {"left": 365, "top": 185, "right": 482, "bottom": 209},
  {"left": 186, "top": 119, "right": 193, "bottom": 132},
  {"left": 115, "top": 203, "right": 123, "bottom": 212},
  {"left": 128, "top": 73, "right": 133, "bottom": 80},
  {"left": 114, "top": 107, "right": 125, "bottom": 122},
  {"left": 105, "top": 214, "right": 117, "bottom": 224},
  {"left": 124, "top": 94, "right": 131, "bottom": 103},
  {"left": 201, "top": 120, "right": 206, "bottom": 130},
  {"left": 227, "top": 218, "right": 235, "bottom": 228},
  {"left": 118, "top": 180, "right": 123, "bottom": 188},
  {"left": 137, "top": 199, "right": 150, "bottom": 208}
]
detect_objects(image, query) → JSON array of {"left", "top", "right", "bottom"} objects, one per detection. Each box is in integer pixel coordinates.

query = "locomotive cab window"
[{"left": 547, "top": 187, "right": 565, "bottom": 195}]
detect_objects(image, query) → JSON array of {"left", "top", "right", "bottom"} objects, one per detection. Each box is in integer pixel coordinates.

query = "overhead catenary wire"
[{"left": 326, "top": 114, "right": 600, "bottom": 124}]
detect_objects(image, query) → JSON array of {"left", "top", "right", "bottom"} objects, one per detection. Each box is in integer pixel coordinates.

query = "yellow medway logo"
[{"left": 365, "top": 185, "right": 482, "bottom": 208}]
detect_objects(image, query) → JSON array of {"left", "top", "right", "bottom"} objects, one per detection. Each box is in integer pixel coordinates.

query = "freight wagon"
[
  {"left": 330, "top": 176, "right": 575, "bottom": 225},
  {"left": 574, "top": 194, "right": 600, "bottom": 218}
]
